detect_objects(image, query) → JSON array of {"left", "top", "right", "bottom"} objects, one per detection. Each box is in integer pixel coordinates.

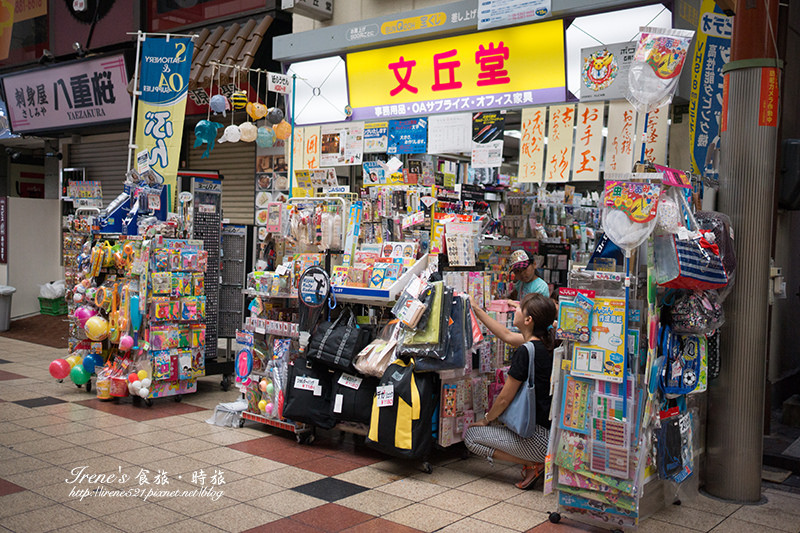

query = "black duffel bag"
[
  {"left": 283, "top": 357, "right": 337, "bottom": 429},
  {"left": 308, "top": 307, "right": 372, "bottom": 372},
  {"left": 330, "top": 370, "right": 379, "bottom": 424}
]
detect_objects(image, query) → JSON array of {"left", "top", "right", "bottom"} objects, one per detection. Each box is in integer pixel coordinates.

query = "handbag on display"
[
  {"left": 283, "top": 357, "right": 337, "bottom": 429},
  {"left": 416, "top": 295, "right": 469, "bottom": 372},
  {"left": 330, "top": 370, "right": 379, "bottom": 424},
  {"left": 308, "top": 307, "right": 372, "bottom": 372},
  {"left": 658, "top": 325, "right": 702, "bottom": 397},
  {"left": 353, "top": 321, "right": 400, "bottom": 378},
  {"left": 498, "top": 341, "right": 538, "bottom": 438}
]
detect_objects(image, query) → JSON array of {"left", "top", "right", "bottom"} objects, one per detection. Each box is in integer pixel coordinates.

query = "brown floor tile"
[
  {"left": 243, "top": 517, "right": 324, "bottom": 533},
  {"left": 258, "top": 444, "right": 328, "bottom": 466},
  {"left": 74, "top": 398, "right": 207, "bottom": 421},
  {"left": 292, "top": 503, "right": 375, "bottom": 532},
  {"left": 0, "top": 479, "right": 24, "bottom": 496},
  {"left": 0, "top": 370, "right": 26, "bottom": 381},
  {"left": 341, "top": 517, "right": 424, "bottom": 533},
  {"left": 295, "top": 456, "right": 365, "bottom": 476},
  {"left": 227, "top": 435, "right": 275, "bottom": 455}
]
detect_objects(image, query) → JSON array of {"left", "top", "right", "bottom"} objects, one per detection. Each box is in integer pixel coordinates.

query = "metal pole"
[
  {"left": 289, "top": 74, "right": 297, "bottom": 198},
  {"left": 127, "top": 31, "right": 145, "bottom": 173},
  {"left": 705, "top": 0, "right": 782, "bottom": 503}
]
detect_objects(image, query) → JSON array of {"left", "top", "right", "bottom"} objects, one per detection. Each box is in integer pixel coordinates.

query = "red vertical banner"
[
  {"left": 720, "top": 74, "right": 729, "bottom": 133},
  {"left": 0, "top": 196, "right": 7, "bottom": 264},
  {"left": 758, "top": 67, "right": 779, "bottom": 127}
]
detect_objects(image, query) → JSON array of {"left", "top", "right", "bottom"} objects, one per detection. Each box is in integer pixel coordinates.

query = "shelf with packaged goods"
[{"left": 331, "top": 253, "right": 430, "bottom": 305}]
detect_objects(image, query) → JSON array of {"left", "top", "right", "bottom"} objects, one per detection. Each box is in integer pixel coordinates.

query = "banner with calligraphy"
[
  {"left": 545, "top": 104, "right": 575, "bottom": 183},
  {"left": 689, "top": 0, "right": 731, "bottom": 176},
  {"left": 604, "top": 101, "right": 636, "bottom": 173},
  {"left": 636, "top": 105, "right": 669, "bottom": 166},
  {"left": 346, "top": 20, "right": 565, "bottom": 121},
  {"left": 518, "top": 106, "right": 546, "bottom": 183},
  {"left": 3, "top": 54, "right": 131, "bottom": 134},
  {"left": 287, "top": 127, "right": 306, "bottom": 188},
  {"left": 573, "top": 103, "right": 604, "bottom": 181},
  {"left": 135, "top": 37, "right": 193, "bottom": 206},
  {"left": 302, "top": 126, "right": 320, "bottom": 169}
]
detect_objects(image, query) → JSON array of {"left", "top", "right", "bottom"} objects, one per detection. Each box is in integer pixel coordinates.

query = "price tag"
[
  {"left": 294, "top": 376, "right": 318, "bottom": 391},
  {"left": 337, "top": 373, "right": 363, "bottom": 390},
  {"left": 147, "top": 193, "right": 161, "bottom": 211},
  {"left": 333, "top": 393, "right": 344, "bottom": 413},
  {"left": 376, "top": 384, "right": 394, "bottom": 407}
]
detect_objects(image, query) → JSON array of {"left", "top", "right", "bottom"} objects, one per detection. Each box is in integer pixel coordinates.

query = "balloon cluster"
[
  {"left": 257, "top": 378, "right": 275, "bottom": 416},
  {"left": 127, "top": 370, "right": 152, "bottom": 399}
]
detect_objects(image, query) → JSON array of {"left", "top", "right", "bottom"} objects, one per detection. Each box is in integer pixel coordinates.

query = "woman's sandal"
[{"left": 515, "top": 464, "right": 544, "bottom": 490}]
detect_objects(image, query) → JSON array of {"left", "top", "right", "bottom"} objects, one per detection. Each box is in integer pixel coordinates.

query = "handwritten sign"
[
  {"left": 604, "top": 101, "right": 636, "bottom": 173},
  {"left": 636, "top": 105, "right": 668, "bottom": 166},
  {"left": 518, "top": 106, "right": 546, "bottom": 183},
  {"left": 573, "top": 103, "right": 604, "bottom": 182},
  {"left": 545, "top": 104, "right": 575, "bottom": 183},
  {"left": 268, "top": 72, "right": 292, "bottom": 94}
]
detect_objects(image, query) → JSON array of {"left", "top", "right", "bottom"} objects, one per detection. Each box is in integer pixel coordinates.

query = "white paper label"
[
  {"left": 313, "top": 384, "right": 322, "bottom": 396},
  {"left": 337, "top": 373, "right": 363, "bottom": 390},
  {"left": 333, "top": 393, "right": 344, "bottom": 413},
  {"left": 294, "top": 376, "right": 318, "bottom": 391},
  {"left": 376, "top": 384, "right": 394, "bottom": 407}
]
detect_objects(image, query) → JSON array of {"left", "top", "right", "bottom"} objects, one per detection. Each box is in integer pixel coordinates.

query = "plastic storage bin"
[
  {"left": 0, "top": 286, "right": 16, "bottom": 331},
  {"left": 39, "top": 296, "right": 68, "bottom": 316}
]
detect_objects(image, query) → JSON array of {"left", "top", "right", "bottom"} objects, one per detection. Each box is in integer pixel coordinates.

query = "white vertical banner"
[
  {"left": 604, "top": 100, "right": 636, "bottom": 174},
  {"left": 545, "top": 104, "right": 576, "bottom": 183},
  {"left": 518, "top": 106, "right": 547, "bottom": 183},
  {"left": 635, "top": 105, "right": 669, "bottom": 166},
  {"left": 302, "top": 125, "right": 321, "bottom": 169},
  {"left": 289, "top": 127, "right": 305, "bottom": 172},
  {"left": 573, "top": 103, "right": 604, "bottom": 181}
]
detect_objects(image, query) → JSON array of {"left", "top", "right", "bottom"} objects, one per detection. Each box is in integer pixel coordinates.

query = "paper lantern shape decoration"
[
  {"left": 286, "top": 56, "right": 349, "bottom": 125},
  {"left": 230, "top": 91, "right": 248, "bottom": 110},
  {"left": 267, "top": 107, "right": 284, "bottom": 125},
  {"left": 273, "top": 120, "right": 291, "bottom": 140},
  {"left": 240, "top": 122, "right": 258, "bottom": 142},
  {"left": 246, "top": 102, "right": 268, "bottom": 120},
  {"left": 256, "top": 126, "right": 275, "bottom": 148},
  {"left": 218, "top": 124, "right": 241, "bottom": 143},
  {"left": 194, "top": 120, "right": 224, "bottom": 159},
  {"left": 209, "top": 94, "right": 229, "bottom": 117}
]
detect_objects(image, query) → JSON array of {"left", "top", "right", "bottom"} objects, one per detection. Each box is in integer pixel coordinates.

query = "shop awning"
[{"left": 188, "top": 14, "right": 273, "bottom": 91}]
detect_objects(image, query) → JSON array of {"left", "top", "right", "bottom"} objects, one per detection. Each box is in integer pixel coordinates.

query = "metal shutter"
[
  {"left": 65, "top": 135, "right": 129, "bottom": 205},
  {"left": 187, "top": 140, "right": 255, "bottom": 225}
]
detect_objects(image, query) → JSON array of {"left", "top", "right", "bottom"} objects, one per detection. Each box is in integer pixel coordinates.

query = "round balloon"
[
  {"left": 128, "top": 372, "right": 138, "bottom": 383},
  {"left": 65, "top": 355, "right": 78, "bottom": 368},
  {"left": 74, "top": 306, "right": 97, "bottom": 328},
  {"left": 137, "top": 370, "right": 148, "bottom": 381},
  {"left": 84, "top": 315, "right": 109, "bottom": 341},
  {"left": 49, "top": 359, "right": 71, "bottom": 380},
  {"left": 259, "top": 380, "right": 267, "bottom": 392},
  {"left": 273, "top": 120, "right": 291, "bottom": 140},
  {"left": 267, "top": 107, "right": 284, "bottom": 124},
  {"left": 118, "top": 334, "right": 134, "bottom": 351},
  {"left": 258, "top": 399, "right": 267, "bottom": 412},
  {"left": 265, "top": 382, "right": 274, "bottom": 396},
  {"left": 82, "top": 354, "right": 98, "bottom": 373},
  {"left": 265, "top": 402, "right": 274, "bottom": 415},
  {"left": 141, "top": 378, "right": 152, "bottom": 388},
  {"left": 70, "top": 365, "right": 91, "bottom": 385},
  {"left": 256, "top": 126, "right": 275, "bottom": 148},
  {"left": 139, "top": 388, "right": 149, "bottom": 398}
]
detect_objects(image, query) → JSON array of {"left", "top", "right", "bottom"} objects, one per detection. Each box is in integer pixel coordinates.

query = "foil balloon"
[
  {"left": 209, "top": 94, "right": 229, "bottom": 117},
  {"left": 267, "top": 107, "right": 284, "bottom": 125},
  {"left": 256, "top": 126, "right": 275, "bottom": 148},
  {"left": 239, "top": 122, "right": 258, "bottom": 142},
  {"left": 230, "top": 91, "right": 248, "bottom": 110},
  {"left": 273, "top": 120, "right": 291, "bottom": 140},
  {"left": 194, "top": 120, "right": 224, "bottom": 159},
  {"left": 246, "top": 102, "right": 268, "bottom": 121},
  {"left": 218, "top": 124, "right": 241, "bottom": 144}
]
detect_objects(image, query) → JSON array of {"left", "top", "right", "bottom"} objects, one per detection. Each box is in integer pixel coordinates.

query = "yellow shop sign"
[{"left": 380, "top": 12, "right": 446, "bottom": 35}]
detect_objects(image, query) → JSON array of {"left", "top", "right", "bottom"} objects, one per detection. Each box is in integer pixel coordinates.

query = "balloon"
[
  {"left": 140, "top": 378, "right": 152, "bottom": 388},
  {"left": 137, "top": 370, "right": 148, "bottom": 380},
  {"left": 258, "top": 399, "right": 267, "bottom": 412},
  {"left": 193, "top": 120, "right": 224, "bottom": 159},
  {"left": 74, "top": 306, "right": 97, "bottom": 328},
  {"left": 49, "top": 359, "right": 71, "bottom": 380},
  {"left": 265, "top": 402, "right": 274, "bottom": 415},
  {"left": 82, "top": 354, "right": 98, "bottom": 373},
  {"left": 131, "top": 380, "right": 142, "bottom": 391},
  {"left": 70, "top": 365, "right": 91, "bottom": 385},
  {"left": 138, "top": 388, "right": 149, "bottom": 398},
  {"left": 73, "top": 293, "right": 83, "bottom": 303},
  {"left": 239, "top": 122, "right": 258, "bottom": 142},
  {"left": 76, "top": 284, "right": 86, "bottom": 294},
  {"left": 218, "top": 124, "right": 241, "bottom": 144},
  {"left": 246, "top": 102, "right": 268, "bottom": 120},
  {"left": 259, "top": 380, "right": 267, "bottom": 392},
  {"left": 267, "top": 107, "right": 284, "bottom": 124},
  {"left": 118, "top": 334, "right": 134, "bottom": 351},
  {"left": 230, "top": 91, "right": 248, "bottom": 110},
  {"left": 209, "top": 94, "right": 229, "bottom": 116},
  {"left": 273, "top": 120, "right": 291, "bottom": 140},
  {"left": 256, "top": 126, "right": 275, "bottom": 148},
  {"left": 85, "top": 287, "right": 97, "bottom": 300},
  {"left": 84, "top": 316, "right": 109, "bottom": 341},
  {"left": 128, "top": 373, "right": 138, "bottom": 383},
  {"left": 65, "top": 355, "right": 77, "bottom": 369},
  {"left": 266, "top": 382, "right": 274, "bottom": 396}
]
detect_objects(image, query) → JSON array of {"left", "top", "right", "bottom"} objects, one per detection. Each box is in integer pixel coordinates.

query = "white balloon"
[
  {"left": 140, "top": 378, "right": 152, "bottom": 388},
  {"left": 138, "top": 388, "right": 149, "bottom": 398},
  {"left": 131, "top": 380, "right": 142, "bottom": 391}
]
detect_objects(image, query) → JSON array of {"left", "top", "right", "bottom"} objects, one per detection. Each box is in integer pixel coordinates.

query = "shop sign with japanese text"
[
  {"left": 477, "top": 0, "right": 551, "bottom": 30},
  {"left": 346, "top": 20, "right": 565, "bottom": 121},
  {"left": 580, "top": 42, "right": 636, "bottom": 102},
  {"left": 2, "top": 54, "right": 131, "bottom": 134}
]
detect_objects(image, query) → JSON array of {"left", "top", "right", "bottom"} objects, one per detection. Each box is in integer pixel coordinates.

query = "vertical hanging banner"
[
  {"left": 573, "top": 103, "right": 604, "bottom": 182},
  {"left": 604, "top": 101, "right": 636, "bottom": 173},
  {"left": 135, "top": 36, "right": 193, "bottom": 208},
  {"left": 518, "top": 106, "right": 546, "bottom": 183},
  {"left": 302, "top": 126, "right": 320, "bottom": 169},
  {"left": 689, "top": 0, "right": 732, "bottom": 176},
  {"left": 545, "top": 104, "right": 575, "bottom": 183},
  {"left": 636, "top": 105, "right": 669, "bottom": 166},
  {"left": 0, "top": 0, "right": 13, "bottom": 61}
]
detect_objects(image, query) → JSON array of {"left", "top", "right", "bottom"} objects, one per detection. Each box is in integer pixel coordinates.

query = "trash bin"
[{"left": 0, "top": 285, "right": 16, "bottom": 332}]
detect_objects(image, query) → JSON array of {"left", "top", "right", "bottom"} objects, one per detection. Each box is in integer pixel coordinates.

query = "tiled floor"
[{"left": 1, "top": 336, "right": 799, "bottom": 532}]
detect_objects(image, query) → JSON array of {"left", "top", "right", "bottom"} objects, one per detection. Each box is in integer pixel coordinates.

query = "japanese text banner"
[
  {"left": 604, "top": 101, "right": 636, "bottom": 173},
  {"left": 135, "top": 37, "right": 193, "bottom": 205},
  {"left": 518, "top": 106, "right": 546, "bottom": 183},
  {"left": 346, "top": 20, "right": 565, "bottom": 120},
  {"left": 636, "top": 105, "right": 668, "bottom": 166},
  {"left": 545, "top": 104, "right": 575, "bottom": 183},
  {"left": 573, "top": 103, "right": 604, "bottom": 182}
]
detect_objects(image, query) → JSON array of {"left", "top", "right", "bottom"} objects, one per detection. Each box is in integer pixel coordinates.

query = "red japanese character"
[
  {"left": 581, "top": 107, "right": 599, "bottom": 124},
  {"left": 475, "top": 42, "right": 510, "bottom": 86},
  {"left": 576, "top": 150, "right": 596, "bottom": 174},
  {"left": 432, "top": 49, "right": 462, "bottom": 91},
  {"left": 388, "top": 56, "right": 418, "bottom": 96},
  {"left": 561, "top": 107, "right": 575, "bottom": 128}
]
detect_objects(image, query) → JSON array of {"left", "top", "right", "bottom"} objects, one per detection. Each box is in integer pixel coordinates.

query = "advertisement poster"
[
  {"left": 135, "top": 38, "right": 193, "bottom": 205},
  {"left": 580, "top": 42, "right": 637, "bottom": 102},
  {"left": 428, "top": 113, "right": 472, "bottom": 154},
  {"left": 364, "top": 121, "right": 388, "bottom": 153},
  {"left": 689, "top": 0, "right": 732, "bottom": 177},
  {"left": 570, "top": 297, "right": 627, "bottom": 383},
  {"left": 320, "top": 122, "right": 364, "bottom": 166},
  {"left": 478, "top": 0, "right": 551, "bottom": 30},
  {"left": 388, "top": 118, "right": 428, "bottom": 154},
  {"left": 471, "top": 111, "right": 504, "bottom": 169}
]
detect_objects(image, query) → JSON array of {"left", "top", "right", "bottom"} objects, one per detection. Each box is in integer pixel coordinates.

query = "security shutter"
[
  {"left": 187, "top": 140, "right": 255, "bottom": 225},
  {"left": 66, "top": 134, "right": 129, "bottom": 205}
]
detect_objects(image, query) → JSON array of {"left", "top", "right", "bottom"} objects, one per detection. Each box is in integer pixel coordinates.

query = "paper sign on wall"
[
  {"left": 545, "top": 104, "right": 575, "bottom": 182},
  {"left": 471, "top": 111, "right": 504, "bottom": 168},
  {"left": 320, "top": 122, "right": 364, "bottom": 166},
  {"left": 518, "top": 106, "right": 546, "bottom": 183},
  {"left": 573, "top": 103, "right": 604, "bottom": 182},
  {"left": 364, "top": 121, "right": 388, "bottom": 153},
  {"left": 428, "top": 113, "right": 472, "bottom": 154},
  {"left": 604, "top": 101, "right": 636, "bottom": 173}
]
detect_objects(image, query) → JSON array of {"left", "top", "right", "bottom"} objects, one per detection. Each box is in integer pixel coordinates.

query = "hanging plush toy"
[
  {"left": 267, "top": 107, "right": 285, "bottom": 125},
  {"left": 194, "top": 120, "right": 224, "bottom": 159},
  {"left": 209, "top": 94, "right": 229, "bottom": 117},
  {"left": 246, "top": 102, "right": 268, "bottom": 121},
  {"left": 230, "top": 91, "right": 248, "bottom": 110},
  {"left": 273, "top": 119, "right": 291, "bottom": 140},
  {"left": 256, "top": 126, "right": 276, "bottom": 148},
  {"left": 239, "top": 122, "right": 258, "bottom": 142}
]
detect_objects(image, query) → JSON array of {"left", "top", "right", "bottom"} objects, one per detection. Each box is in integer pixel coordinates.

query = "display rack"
[{"left": 332, "top": 253, "right": 430, "bottom": 304}]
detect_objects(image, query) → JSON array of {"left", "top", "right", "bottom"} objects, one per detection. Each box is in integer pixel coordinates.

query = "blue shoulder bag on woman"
[{"left": 498, "top": 341, "right": 537, "bottom": 437}]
